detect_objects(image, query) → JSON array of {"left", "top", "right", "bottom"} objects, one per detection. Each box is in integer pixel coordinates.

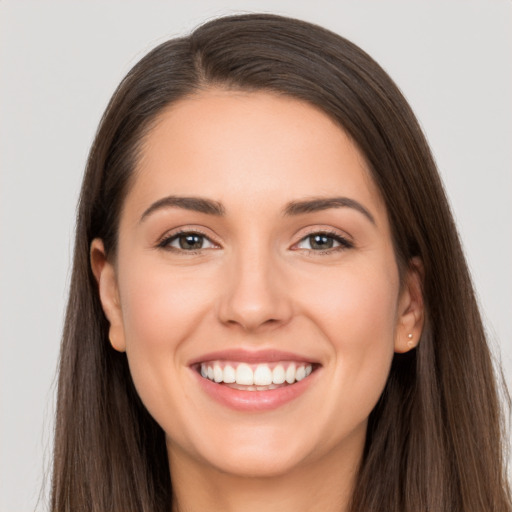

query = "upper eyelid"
[
  {"left": 157, "top": 227, "right": 218, "bottom": 246},
  {"left": 295, "top": 227, "right": 353, "bottom": 243},
  {"left": 293, "top": 231, "right": 352, "bottom": 250}
]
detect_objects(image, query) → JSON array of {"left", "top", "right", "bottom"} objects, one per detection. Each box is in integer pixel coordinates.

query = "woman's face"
[{"left": 93, "top": 89, "right": 422, "bottom": 478}]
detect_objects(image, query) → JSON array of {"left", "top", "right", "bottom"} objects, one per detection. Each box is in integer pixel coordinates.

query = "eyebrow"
[
  {"left": 283, "top": 197, "right": 375, "bottom": 224},
  {"left": 140, "top": 196, "right": 226, "bottom": 221},
  {"left": 139, "top": 195, "right": 375, "bottom": 225}
]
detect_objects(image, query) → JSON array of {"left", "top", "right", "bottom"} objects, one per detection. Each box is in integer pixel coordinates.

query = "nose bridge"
[{"left": 217, "top": 235, "right": 292, "bottom": 332}]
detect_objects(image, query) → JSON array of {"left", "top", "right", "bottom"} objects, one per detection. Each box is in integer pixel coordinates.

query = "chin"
[
  {"left": 172, "top": 423, "right": 316, "bottom": 479},
  {"left": 206, "top": 448, "right": 307, "bottom": 479}
]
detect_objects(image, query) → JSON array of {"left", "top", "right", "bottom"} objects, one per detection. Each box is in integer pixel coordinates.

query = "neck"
[{"left": 168, "top": 435, "right": 363, "bottom": 512}]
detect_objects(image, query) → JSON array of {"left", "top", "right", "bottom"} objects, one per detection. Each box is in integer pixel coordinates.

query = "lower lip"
[{"left": 193, "top": 369, "right": 318, "bottom": 412}]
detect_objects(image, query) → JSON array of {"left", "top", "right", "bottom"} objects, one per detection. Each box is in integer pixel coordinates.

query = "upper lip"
[{"left": 189, "top": 349, "right": 320, "bottom": 366}]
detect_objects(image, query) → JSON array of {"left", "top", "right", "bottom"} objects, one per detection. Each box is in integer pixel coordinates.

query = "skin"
[{"left": 91, "top": 89, "right": 424, "bottom": 512}]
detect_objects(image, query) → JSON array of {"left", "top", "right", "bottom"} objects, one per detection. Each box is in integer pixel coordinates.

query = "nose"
[{"left": 216, "top": 247, "right": 293, "bottom": 333}]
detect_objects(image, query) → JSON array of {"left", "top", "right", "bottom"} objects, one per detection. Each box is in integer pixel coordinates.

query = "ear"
[
  {"left": 394, "top": 257, "right": 425, "bottom": 353},
  {"left": 90, "top": 238, "right": 126, "bottom": 352}
]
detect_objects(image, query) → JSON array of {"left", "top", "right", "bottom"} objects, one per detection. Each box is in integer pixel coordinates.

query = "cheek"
[
  {"left": 115, "top": 258, "right": 218, "bottom": 417},
  {"left": 299, "top": 259, "right": 399, "bottom": 419},
  {"left": 301, "top": 256, "right": 399, "bottom": 341},
  {"left": 119, "top": 262, "right": 214, "bottom": 351}
]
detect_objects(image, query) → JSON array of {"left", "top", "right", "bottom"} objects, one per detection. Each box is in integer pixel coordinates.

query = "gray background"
[{"left": 1, "top": 1, "right": 510, "bottom": 510}]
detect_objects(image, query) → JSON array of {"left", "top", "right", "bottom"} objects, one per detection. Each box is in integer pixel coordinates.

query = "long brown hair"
[{"left": 51, "top": 13, "right": 511, "bottom": 511}]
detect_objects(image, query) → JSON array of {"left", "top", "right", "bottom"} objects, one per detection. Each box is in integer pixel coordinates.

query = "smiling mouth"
[{"left": 197, "top": 361, "right": 316, "bottom": 391}]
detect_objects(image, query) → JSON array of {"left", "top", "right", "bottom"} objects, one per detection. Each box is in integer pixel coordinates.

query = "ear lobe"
[
  {"left": 90, "top": 238, "right": 126, "bottom": 352},
  {"left": 394, "top": 257, "right": 425, "bottom": 354}
]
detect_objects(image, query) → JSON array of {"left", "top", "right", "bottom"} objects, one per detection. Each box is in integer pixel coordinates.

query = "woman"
[{"left": 51, "top": 13, "right": 511, "bottom": 512}]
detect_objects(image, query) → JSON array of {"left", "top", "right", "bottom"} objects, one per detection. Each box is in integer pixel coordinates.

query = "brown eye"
[
  {"left": 308, "top": 234, "right": 334, "bottom": 250},
  {"left": 296, "top": 232, "right": 352, "bottom": 252},
  {"left": 159, "top": 231, "right": 217, "bottom": 251},
  {"left": 178, "top": 234, "right": 205, "bottom": 250}
]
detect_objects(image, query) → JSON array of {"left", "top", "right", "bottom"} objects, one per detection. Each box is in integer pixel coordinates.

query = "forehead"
[{"left": 126, "top": 89, "right": 387, "bottom": 223}]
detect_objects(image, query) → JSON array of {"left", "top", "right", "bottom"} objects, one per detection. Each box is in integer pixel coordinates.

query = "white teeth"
[
  {"left": 285, "top": 363, "right": 296, "bottom": 384},
  {"left": 254, "top": 365, "right": 273, "bottom": 386},
  {"left": 295, "top": 366, "right": 306, "bottom": 381},
  {"left": 213, "top": 363, "right": 223, "bottom": 383},
  {"left": 272, "top": 364, "right": 286, "bottom": 384},
  {"left": 236, "top": 363, "right": 254, "bottom": 385},
  {"left": 223, "top": 364, "right": 236, "bottom": 383},
  {"left": 200, "top": 361, "right": 314, "bottom": 387}
]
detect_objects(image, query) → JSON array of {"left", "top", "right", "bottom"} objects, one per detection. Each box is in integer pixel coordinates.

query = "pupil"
[
  {"left": 310, "top": 234, "right": 333, "bottom": 250},
  {"left": 179, "top": 234, "right": 203, "bottom": 250}
]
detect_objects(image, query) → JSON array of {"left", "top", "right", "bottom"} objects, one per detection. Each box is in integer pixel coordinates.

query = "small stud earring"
[{"left": 407, "top": 333, "right": 414, "bottom": 348}]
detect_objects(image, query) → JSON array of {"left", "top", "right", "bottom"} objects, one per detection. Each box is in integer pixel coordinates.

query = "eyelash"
[
  {"left": 157, "top": 228, "right": 217, "bottom": 255},
  {"left": 156, "top": 228, "right": 353, "bottom": 255},
  {"left": 294, "top": 229, "right": 353, "bottom": 255}
]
